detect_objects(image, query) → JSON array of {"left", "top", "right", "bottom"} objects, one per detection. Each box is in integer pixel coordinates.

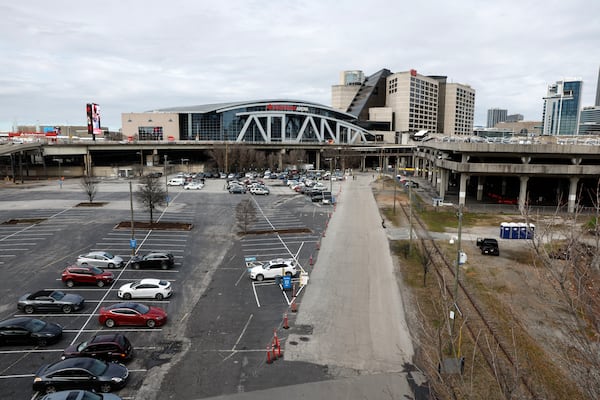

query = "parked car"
[
  {"left": 18, "top": 290, "right": 85, "bottom": 314},
  {"left": 99, "top": 302, "right": 167, "bottom": 328},
  {"left": 0, "top": 317, "right": 62, "bottom": 346},
  {"left": 32, "top": 357, "right": 129, "bottom": 394},
  {"left": 61, "top": 266, "right": 114, "bottom": 288},
  {"left": 129, "top": 252, "right": 175, "bottom": 270},
  {"left": 38, "top": 390, "right": 122, "bottom": 400},
  {"left": 476, "top": 237, "right": 500, "bottom": 256},
  {"left": 229, "top": 185, "right": 246, "bottom": 194},
  {"left": 184, "top": 181, "right": 203, "bottom": 190},
  {"left": 62, "top": 333, "right": 133, "bottom": 362},
  {"left": 322, "top": 191, "right": 333, "bottom": 205},
  {"left": 247, "top": 258, "right": 299, "bottom": 281},
  {"left": 117, "top": 278, "right": 172, "bottom": 300},
  {"left": 249, "top": 186, "right": 269, "bottom": 195},
  {"left": 310, "top": 190, "right": 324, "bottom": 202},
  {"left": 167, "top": 177, "right": 185, "bottom": 186},
  {"left": 77, "top": 251, "right": 124, "bottom": 269}
]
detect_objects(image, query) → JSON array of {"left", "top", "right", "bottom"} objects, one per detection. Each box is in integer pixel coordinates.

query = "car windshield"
[
  {"left": 24, "top": 319, "right": 46, "bottom": 333},
  {"left": 103, "top": 252, "right": 115, "bottom": 259},
  {"left": 131, "top": 280, "right": 142, "bottom": 288},
  {"left": 50, "top": 291, "right": 65, "bottom": 300},
  {"left": 77, "top": 340, "right": 90, "bottom": 351},
  {"left": 159, "top": 280, "right": 168, "bottom": 286},
  {"left": 90, "top": 266, "right": 104, "bottom": 274}
]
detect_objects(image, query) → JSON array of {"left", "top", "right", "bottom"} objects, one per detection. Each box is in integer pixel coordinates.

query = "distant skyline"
[{"left": 1, "top": 0, "right": 599, "bottom": 131}]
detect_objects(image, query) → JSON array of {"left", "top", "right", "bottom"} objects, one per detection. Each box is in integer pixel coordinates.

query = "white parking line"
[{"left": 63, "top": 328, "right": 162, "bottom": 333}]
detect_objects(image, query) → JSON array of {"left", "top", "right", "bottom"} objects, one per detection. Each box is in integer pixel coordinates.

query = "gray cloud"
[{"left": 1, "top": 0, "right": 598, "bottom": 130}]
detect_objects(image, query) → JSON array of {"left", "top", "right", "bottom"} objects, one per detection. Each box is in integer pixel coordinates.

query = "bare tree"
[
  {"left": 135, "top": 174, "right": 167, "bottom": 224},
  {"left": 80, "top": 175, "right": 99, "bottom": 203},
  {"left": 236, "top": 198, "right": 257, "bottom": 234},
  {"left": 208, "top": 147, "right": 226, "bottom": 172}
]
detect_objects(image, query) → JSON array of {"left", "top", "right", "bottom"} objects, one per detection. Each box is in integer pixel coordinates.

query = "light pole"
[
  {"left": 164, "top": 155, "right": 169, "bottom": 205},
  {"left": 325, "top": 158, "right": 333, "bottom": 192},
  {"left": 137, "top": 150, "right": 144, "bottom": 176},
  {"left": 129, "top": 181, "right": 136, "bottom": 256}
]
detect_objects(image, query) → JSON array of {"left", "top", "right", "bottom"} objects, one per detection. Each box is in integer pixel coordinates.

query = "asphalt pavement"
[{"left": 197, "top": 173, "right": 427, "bottom": 399}]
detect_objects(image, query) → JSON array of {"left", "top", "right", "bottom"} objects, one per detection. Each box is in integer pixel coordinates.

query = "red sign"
[
  {"left": 410, "top": 69, "right": 417, "bottom": 77},
  {"left": 266, "top": 104, "right": 296, "bottom": 111}
]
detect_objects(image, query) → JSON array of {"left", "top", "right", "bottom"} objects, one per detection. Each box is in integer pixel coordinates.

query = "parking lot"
[{"left": 0, "top": 176, "right": 336, "bottom": 399}]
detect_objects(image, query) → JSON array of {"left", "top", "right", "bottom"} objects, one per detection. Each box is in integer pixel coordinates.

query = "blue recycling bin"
[{"left": 282, "top": 275, "right": 292, "bottom": 290}]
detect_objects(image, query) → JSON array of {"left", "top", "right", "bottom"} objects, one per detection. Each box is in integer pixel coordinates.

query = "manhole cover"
[
  {"left": 299, "top": 336, "right": 310, "bottom": 342},
  {"left": 289, "top": 341, "right": 298, "bottom": 346}
]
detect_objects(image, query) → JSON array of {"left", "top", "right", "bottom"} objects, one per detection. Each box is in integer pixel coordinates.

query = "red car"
[
  {"left": 98, "top": 302, "right": 167, "bottom": 328},
  {"left": 61, "top": 266, "right": 114, "bottom": 288}
]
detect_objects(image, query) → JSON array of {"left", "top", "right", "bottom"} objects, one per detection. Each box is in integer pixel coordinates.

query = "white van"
[{"left": 167, "top": 177, "right": 185, "bottom": 186}]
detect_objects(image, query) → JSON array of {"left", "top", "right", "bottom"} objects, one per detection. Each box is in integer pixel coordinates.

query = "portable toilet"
[
  {"left": 526, "top": 223, "right": 535, "bottom": 239},
  {"left": 500, "top": 222, "right": 511, "bottom": 239},
  {"left": 510, "top": 223, "right": 520, "bottom": 239},
  {"left": 519, "top": 223, "right": 528, "bottom": 239}
]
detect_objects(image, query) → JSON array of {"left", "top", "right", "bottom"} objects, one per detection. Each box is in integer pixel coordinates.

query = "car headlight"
[
  {"left": 111, "top": 377, "right": 123, "bottom": 383},
  {"left": 33, "top": 377, "right": 41, "bottom": 382}
]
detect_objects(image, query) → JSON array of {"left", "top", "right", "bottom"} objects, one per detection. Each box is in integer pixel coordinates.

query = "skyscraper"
[
  {"left": 542, "top": 78, "right": 582, "bottom": 135},
  {"left": 487, "top": 108, "right": 507, "bottom": 128},
  {"left": 596, "top": 67, "right": 600, "bottom": 107}
]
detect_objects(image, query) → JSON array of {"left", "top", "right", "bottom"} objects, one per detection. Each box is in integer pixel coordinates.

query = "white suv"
[{"left": 247, "top": 258, "right": 299, "bottom": 281}]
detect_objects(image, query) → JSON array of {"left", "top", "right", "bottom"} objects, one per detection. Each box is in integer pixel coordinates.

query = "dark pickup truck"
[{"left": 476, "top": 238, "right": 499, "bottom": 256}]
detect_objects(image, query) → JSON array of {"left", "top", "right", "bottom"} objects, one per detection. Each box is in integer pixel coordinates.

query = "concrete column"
[
  {"left": 501, "top": 178, "right": 507, "bottom": 196},
  {"left": 458, "top": 173, "right": 468, "bottom": 207},
  {"left": 439, "top": 169, "right": 447, "bottom": 200},
  {"left": 476, "top": 176, "right": 485, "bottom": 201},
  {"left": 84, "top": 152, "right": 92, "bottom": 176},
  {"left": 518, "top": 176, "right": 529, "bottom": 212},
  {"left": 278, "top": 150, "right": 284, "bottom": 171},
  {"left": 361, "top": 156, "right": 366, "bottom": 172},
  {"left": 568, "top": 177, "right": 579, "bottom": 213},
  {"left": 315, "top": 151, "right": 321, "bottom": 170}
]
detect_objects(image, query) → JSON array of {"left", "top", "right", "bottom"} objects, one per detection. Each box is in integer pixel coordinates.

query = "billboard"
[{"left": 86, "top": 103, "right": 102, "bottom": 139}]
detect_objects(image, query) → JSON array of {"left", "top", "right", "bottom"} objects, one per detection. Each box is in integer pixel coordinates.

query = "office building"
[
  {"left": 506, "top": 114, "right": 524, "bottom": 123},
  {"left": 541, "top": 78, "right": 582, "bottom": 135},
  {"left": 596, "top": 66, "right": 600, "bottom": 107},
  {"left": 487, "top": 108, "right": 507, "bottom": 128},
  {"left": 578, "top": 106, "right": 600, "bottom": 135},
  {"left": 441, "top": 83, "right": 476, "bottom": 135}
]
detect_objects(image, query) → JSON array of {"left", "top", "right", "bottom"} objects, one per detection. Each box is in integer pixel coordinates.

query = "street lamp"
[
  {"left": 164, "top": 155, "right": 169, "bottom": 205},
  {"left": 325, "top": 158, "right": 333, "bottom": 192}
]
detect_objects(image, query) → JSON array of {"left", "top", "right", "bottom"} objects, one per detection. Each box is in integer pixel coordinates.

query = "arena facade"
[{"left": 121, "top": 99, "right": 375, "bottom": 144}]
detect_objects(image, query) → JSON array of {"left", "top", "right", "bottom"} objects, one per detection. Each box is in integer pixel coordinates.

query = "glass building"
[
  {"left": 122, "top": 100, "right": 374, "bottom": 144},
  {"left": 542, "top": 79, "right": 582, "bottom": 135}
]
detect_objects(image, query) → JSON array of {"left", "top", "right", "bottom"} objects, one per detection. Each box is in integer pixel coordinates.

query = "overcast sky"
[{"left": 1, "top": 0, "right": 599, "bottom": 131}]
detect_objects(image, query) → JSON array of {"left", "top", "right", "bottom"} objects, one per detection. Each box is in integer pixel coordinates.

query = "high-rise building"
[
  {"left": 578, "top": 106, "right": 600, "bottom": 135},
  {"left": 595, "top": 66, "right": 600, "bottom": 107},
  {"left": 542, "top": 78, "right": 582, "bottom": 135},
  {"left": 487, "top": 108, "right": 507, "bottom": 128},
  {"left": 331, "top": 68, "right": 475, "bottom": 140},
  {"left": 386, "top": 70, "right": 439, "bottom": 134},
  {"left": 506, "top": 114, "right": 524, "bottom": 123},
  {"left": 442, "top": 83, "right": 476, "bottom": 135}
]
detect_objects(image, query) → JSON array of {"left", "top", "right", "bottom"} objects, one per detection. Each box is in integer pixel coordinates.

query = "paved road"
[{"left": 187, "top": 174, "right": 424, "bottom": 399}]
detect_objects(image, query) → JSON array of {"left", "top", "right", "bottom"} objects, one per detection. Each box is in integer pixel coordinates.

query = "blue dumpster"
[{"left": 282, "top": 275, "right": 292, "bottom": 290}]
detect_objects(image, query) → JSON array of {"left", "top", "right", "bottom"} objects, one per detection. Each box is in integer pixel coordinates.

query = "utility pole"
[{"left": 408, "top": 181, "right": 413, "bottom": 254}]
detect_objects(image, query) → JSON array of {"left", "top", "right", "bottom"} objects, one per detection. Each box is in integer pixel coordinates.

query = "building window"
[{"left": 139, "top": 126, "right": 163, "bottom": 140}]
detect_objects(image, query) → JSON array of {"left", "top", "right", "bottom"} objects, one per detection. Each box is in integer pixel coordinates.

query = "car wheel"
[
  {"left": 105, "top": 319, "right": 115, "bottom": 328},
  {"left": 37, "top": 338, "right": 48, "bottom": 346},
  {"left": 155, "top": 293, "right": 164, "bottom": 301},
  {"left": 123, "top": 293, "right": 132, "bottom": 300},
  {"left": 161, "top": 261, "right": 168, "bottom": 270},
  {"left": 97, "top": 280, "right": 105, "bottom": 288},
  {"left": 133, "top": 263, "right": 140, "bottom": 270},
  {"left": 99, "top": 383, "right": 112, "bottom": 393},
  {"left": 24, "top": 305, "right": 34, "bottom": 314},
  {"left": 45, "top": 385, "right": 57, "bottom": 394},
  {"left": 147, "top": 319, "right": 156, "bottom": 328},
  {"left": 256, "top": 274, "right": 264, "bottom": 282},
  {"left": 108, "top": 263, "right": 115, "bottom": 269},
  {"left": 65, "top": 280, "right": 74, "bottom": 288},
  {"left": 62, "top": 305, "right": 72, "bottom": 314}
]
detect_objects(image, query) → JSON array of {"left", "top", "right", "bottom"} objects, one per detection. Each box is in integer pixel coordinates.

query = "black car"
[
  {"left": 476, "top": 238, "right": 500, "bottom": 256},
  {"left": 18, "top": 290, "right": 85, "bottom": 314},
  {"left": 130, "top": 252, "right": 175, "bottom": 270},
  {"left": 0, "top": 317, "right": 62, "bottom": 346},
  {"left": 33, "top": 357, "right": 129, "bottom": 394},
  {"left": 62, "top": 333, "right": 133, "bottom": 362}
]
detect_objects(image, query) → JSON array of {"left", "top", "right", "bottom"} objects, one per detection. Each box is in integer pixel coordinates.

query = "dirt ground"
[{"left": 375, "top": 187, "right": 599, "bottom": 399}]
